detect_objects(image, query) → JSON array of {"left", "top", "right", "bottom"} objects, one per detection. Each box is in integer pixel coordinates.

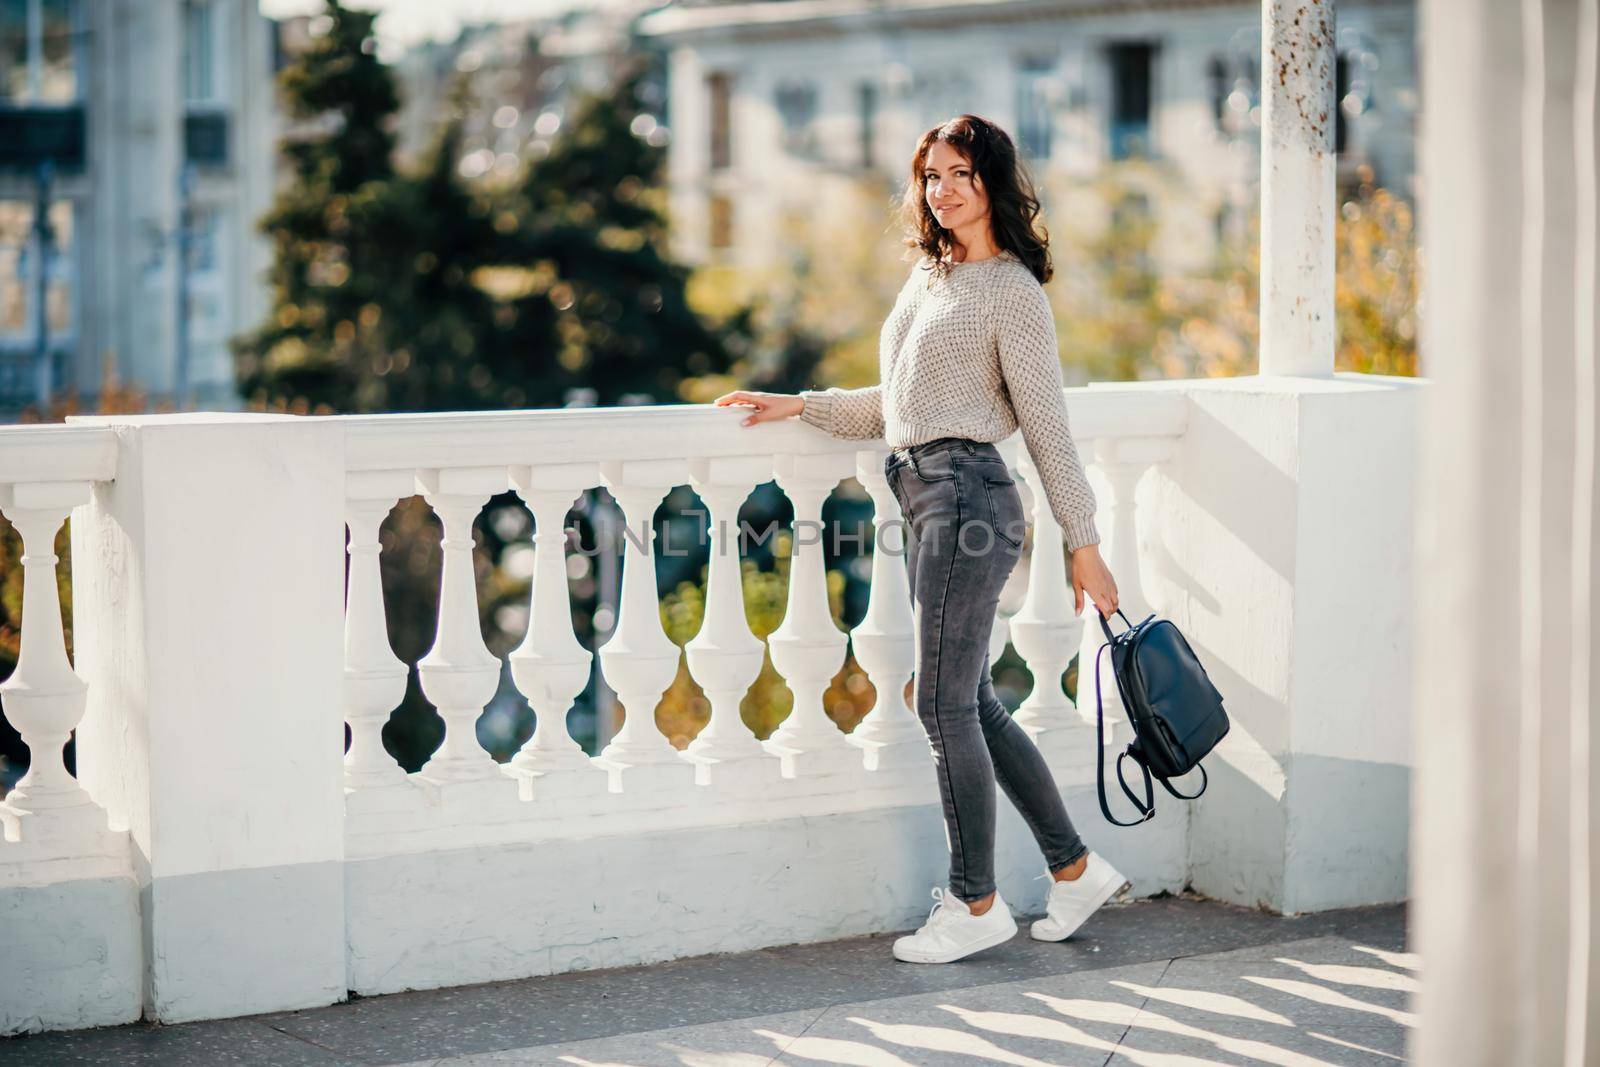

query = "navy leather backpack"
[{"left": 1092, "top": 608, "right": 1230, "bottom": 826}]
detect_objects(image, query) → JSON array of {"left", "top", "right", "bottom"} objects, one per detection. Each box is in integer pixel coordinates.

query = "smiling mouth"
[{"left": 936, "top": 204, "right": 960, "bottom": 212}]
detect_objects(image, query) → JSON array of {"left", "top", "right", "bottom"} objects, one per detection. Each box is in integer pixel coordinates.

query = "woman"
[{"left": 714, "top": 115, "right": 1128, "bottom": 964}]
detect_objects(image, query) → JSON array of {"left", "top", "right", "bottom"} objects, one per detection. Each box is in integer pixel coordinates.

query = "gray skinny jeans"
[{"left": 884, "top": 436, "right": 1088, "bottom": 903}]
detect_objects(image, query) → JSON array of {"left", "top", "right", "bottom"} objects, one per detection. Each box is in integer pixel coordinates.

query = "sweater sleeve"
[
  {"left": 992, "top": 277, "right": 1101, "bottom": 552},
  {"left": 797, "top": 385, "right": 885, "bottom": 440}
]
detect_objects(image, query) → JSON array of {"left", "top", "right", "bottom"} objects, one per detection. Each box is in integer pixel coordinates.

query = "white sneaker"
[
  {"left": 892, "top": 886, "right": 1018, "bottom": 963},
  {"left": 1030, "top": 852, "right": 1130, "bottom": 942}
]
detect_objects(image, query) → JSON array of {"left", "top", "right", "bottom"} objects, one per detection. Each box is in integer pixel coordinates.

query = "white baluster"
[
  {"left": 682, "top": 457, "right": 782, "bottom": 787},
  {"left": 845, "top": 455, "right": 926, "bottom": 772},
  {"left": 506, "top": 464, "right": 608, "bottom": 801},
  {"left": 594, "top": 460, "right": 697, "bottom": 793},
  {"left": 763, "top": 453, "right": 857, "bottom": 777},
  {"left": 1074, "top": 438, "right": 1176, "bottom": 748},
  {"left": 343, "top": 471, "right": 413, "bottom": 794},
  {"left": 1007, "top": 448, "right": 1096, "bottom": 775},
  {"left": 0, "top": 481, "right": 111, "bottom": 845},
  {"left": 415, "top": 467, "right": 512, "bottom": 790},
  {"left": 988, "top": 604, "right": 1012, "bottom": 666}
]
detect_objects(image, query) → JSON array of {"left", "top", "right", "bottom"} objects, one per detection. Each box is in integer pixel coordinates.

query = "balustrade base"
[
  {"left": 761, "top": 734, "right": 866, "bottom": 779},
  {"left": 684, "top": 749, "right": 786, "bottom": 790},
  {"left": 414, "top": 767, "right": 524, "bottom": 815},
  {"left": 510, "top": 763, "right": 612, "bottom": 809},
  {"left": 0, "top": 801, "right": 128, "bottom": 889},
  {"left": 1028, "top": 728, "right": 1105, "bottom": 790},
  {"left": 592, "top": 754, "right": 698, "bottom": 795},
  {"left": 850, "top": 733, "right": 935, "bottom": 774}
]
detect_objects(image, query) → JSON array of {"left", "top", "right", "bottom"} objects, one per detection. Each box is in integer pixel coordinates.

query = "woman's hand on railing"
[
  {"left": 714, "top": 391, "right": 805, "bottom": 426},
  {"left": 1070, "top": 543, "right": 1120, "bottom": 619}
]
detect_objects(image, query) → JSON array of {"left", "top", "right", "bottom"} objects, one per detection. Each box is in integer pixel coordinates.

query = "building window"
[
  {"left": 0, "top": 197, "right": 75, "bottom": 400},
  {"left": 774, "top": 80, "right": 818, "bottom": 159},
  {"left": 707, "top": 71, "right": 732, "bottom": 171},
  {"left": 184, "top": 0, "right": 217, "bottom": 106},
  {"left": 183, "top": 203, "right": 229, "bottom": 381},
  {"left": 1108, "top": 42, "right": 1156, "bottom": 160},
  {"left": 708, "top": 194, "right": 733, "bottom": 250},
  {"left": 857, "top": 81, "right": 876, "bottom": 170},
  {"left": 1207, "top": 56, "right": 1229, "bottom": 128},
  {"left": 0, "top": 0, "right": 79, "bottom": 103},
  {"left": 1015, "top": 54, "right": 1055, "bottom": 161}
]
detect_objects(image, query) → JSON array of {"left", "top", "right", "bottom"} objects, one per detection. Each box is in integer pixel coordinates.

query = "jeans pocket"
[{"left": 982, "top": 475, "right": 1026, "bottom": 550}]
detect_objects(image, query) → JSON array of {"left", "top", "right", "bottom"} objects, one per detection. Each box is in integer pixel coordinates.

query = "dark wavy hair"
[{"left": 897, "top": 114, "right": 1052, "bottom": 285}]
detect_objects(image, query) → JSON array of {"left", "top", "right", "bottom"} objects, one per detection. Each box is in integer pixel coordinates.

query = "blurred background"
[{"left": 0, "top": 0, "right": 1418, "bottom": 789}]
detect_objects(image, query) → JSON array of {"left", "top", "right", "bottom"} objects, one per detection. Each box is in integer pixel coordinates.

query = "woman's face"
[{"left": 922, "top": 141, "right": 988, "bottom": 234}]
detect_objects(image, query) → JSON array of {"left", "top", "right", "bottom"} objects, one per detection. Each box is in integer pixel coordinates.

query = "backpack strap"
[
  {"left": 1095, "top": 640, "right": 1157, "bottom": 826},
  {"left": 1158, "top": 763, "right": 1208, "bottom": 801}
]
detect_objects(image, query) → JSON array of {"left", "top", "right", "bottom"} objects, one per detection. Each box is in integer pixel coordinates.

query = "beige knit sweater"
[{"left": 798, "top": 249, "right": 1101, "bottom": 552}]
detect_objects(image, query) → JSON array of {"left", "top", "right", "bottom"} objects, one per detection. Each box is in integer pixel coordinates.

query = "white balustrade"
[
  {"left": 762, "top": 453, "right": 857, "bottom": 776},
  {"left": 506, "top": 463, "right": 609, "bottom": 800},
  {"left": 4, "top": 396, "right": 1209, "bottom": 1032},
  {"left": 414, "top": 466, "right": 513, "bottom": 792},
  {"left": 342, "top": 471, "right": 413, "bottom": 794},
  {"left": 681, "top": 456, "right": 782, "bottom": 787},
  {"left": 844, "top": 455, "right": 925, "bottom": 771},
  {"left": 0, "top": 481, "right": 110, "bottom": 848}
]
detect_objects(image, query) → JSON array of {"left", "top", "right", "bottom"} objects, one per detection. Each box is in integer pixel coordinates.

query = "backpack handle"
[{"left": 1096, "top": 606, "right": 1135, "bottom": 643}]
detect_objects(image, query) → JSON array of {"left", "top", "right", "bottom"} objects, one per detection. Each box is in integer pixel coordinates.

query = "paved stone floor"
[{"left": 0, "top": 894, "right": 1410, "bottom": 1066}]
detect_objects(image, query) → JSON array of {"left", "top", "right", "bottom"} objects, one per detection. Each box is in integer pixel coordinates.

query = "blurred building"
[
  {"left": 0, "top": 0, "right": 277, "bottom": 414},
  {"left": 391, "top": 2, "right": 667, "bottom": 183},
  {"left": 635, "top": 0, "right": 1417, "bottom": 270}
]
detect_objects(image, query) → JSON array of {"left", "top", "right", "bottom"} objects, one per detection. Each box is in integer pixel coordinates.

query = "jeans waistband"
[{"left": 888, "top": 436, "right": 979, "bottom": 461}]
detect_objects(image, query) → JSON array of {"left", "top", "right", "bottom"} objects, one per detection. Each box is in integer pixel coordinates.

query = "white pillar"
[
  {"left": 763, "top": 453, "right": 855, "bottom": 776},
  {"left": 414, "top": 466, "right": 511, "bottom": 791},
  {"left": 506, "top": 463, "right": 609, "bottom": 801},
  {"left": 68, "top": 413, "right": 348, "bottom": 1024},
  {"left": 681, "top": 457, "right": 781, "bottom": 788},
  {"left": 0, "top": 481, "right": 96, "bottom": 835},
  {"left": 844, "top": 455, "right": 925, "bottom": 772},
  {"left": 594, "top": 459, "right": 697, "bottom": 793},
  {"left": 1259, "top": 0, "right": 1336, "bottom": 377},
  {"left": 342, "top": 471, "right": 412, "bottom": 794},
  {"left": 1412, "top": 0, "right": 1599, "bottom": 1062},
  {"left": 1007, "top": 449, "right": 1093, "bottom": 772}
]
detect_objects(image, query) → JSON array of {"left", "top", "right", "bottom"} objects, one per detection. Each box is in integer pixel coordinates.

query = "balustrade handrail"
[
  {"left": 0, "top": 424, "right": 118, "bottom": 485},
  {"left": 331, "top": 387, "right": 1188, "bottom": 474}
]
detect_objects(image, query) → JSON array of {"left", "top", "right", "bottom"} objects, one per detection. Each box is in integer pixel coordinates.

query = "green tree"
[{"left": 233, "top": 0, "right": 403, "bottom": 412}]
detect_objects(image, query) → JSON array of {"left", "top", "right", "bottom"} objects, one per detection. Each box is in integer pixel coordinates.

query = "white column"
[
  {"left": 1075, "top": 439, "right": 1171, "bottom": 744},
  {"left": 681, "top": 457, "right": 781, "bottom": 787},
  {"left": 763, "top": 453, "right": 855, "bottom": 776},
  {"left": 1412, "top": 0, "right": 1554, "bottom": 1061},
  {"left": 1521, "top": 0, "right": 1584, "bottom": 1058},
  {"left": 0, "top": 481, "right": 112, "bottom": 845},
  {"left": 506, "top": 464, "right": 608, "bottom": 801},
  {"left": 414, "top": 467, "right": 512, "bottom": 792},
  {"left": 69, "top": 413, "right": 347, "bottom": 1023},
  {"left": 594, "top": 460, "right": 697, "bottom": 794},
  {"left": 1573, "top": 3, "right": 1600, "bottom": 1061},
  {"left": 1007, "top": 450, "right": 1095, "bottom": 775},
  {"left": 1259, "top": 0, "right": 1336, "bottom": 377},
  {"left": 342, "top": 471, "right": 413, "bottom": 794},
  {"left": 845, "top": 455, "right": 926, "bottom": 772}
]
